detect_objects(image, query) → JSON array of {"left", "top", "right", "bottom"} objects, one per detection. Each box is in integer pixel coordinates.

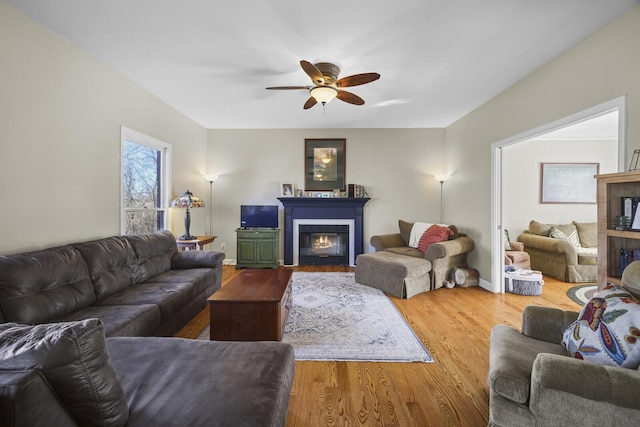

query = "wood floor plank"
[{"left": 176, "top": 266, "right": 585, "bottom": 426}]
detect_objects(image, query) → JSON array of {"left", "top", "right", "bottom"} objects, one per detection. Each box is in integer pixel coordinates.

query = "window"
[{"left": 121, "top": 127, "right": 171, "bottom": 234}]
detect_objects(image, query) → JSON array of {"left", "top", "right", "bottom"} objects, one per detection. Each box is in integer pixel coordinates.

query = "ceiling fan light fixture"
[{"left": 310, "top": 86, "right": 338, "bottom": 104}]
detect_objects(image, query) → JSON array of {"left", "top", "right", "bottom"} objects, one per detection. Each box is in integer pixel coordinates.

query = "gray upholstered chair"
[{"left": 487, "top": 262, "right": 640, "bottom": 426}]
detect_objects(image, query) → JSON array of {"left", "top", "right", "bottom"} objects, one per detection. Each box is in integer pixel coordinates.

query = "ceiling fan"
[{"left": 266, "top": 60, "right": 380, "bottom": 110}]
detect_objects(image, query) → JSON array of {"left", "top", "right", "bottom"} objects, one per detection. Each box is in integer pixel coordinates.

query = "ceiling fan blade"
[
  {"left": 265, "top": 86, "right": 309, "bottom": 90},
  {"left": 300, "top": 60, "right": 325, "bottom": 85},
  {"left": 336, "top": 90, "right": 365, "bottom": 105},
  {"left": 335, "top": 73, "right": 380, "bottom": 88},
  {"left": 303, "top": 97, "right": 318, "bottom": 109}
]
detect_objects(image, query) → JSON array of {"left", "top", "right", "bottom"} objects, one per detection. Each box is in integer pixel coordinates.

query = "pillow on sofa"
[
  {"left": 417, "top": 225, "right": 454, "bottom": 253},
  {"left": 573, "top": 221, "right": 597, "bottom": 247},
  {"left": 562, "top": 285, "right": 640, "bottom": 369},
  {"left": 398, "top": 220, "right": 414, "bottom": 246},
  {"left": 529, "top": 220, "right": 552, "bottom": 236},
  {"left": 549, "top": 226, "right": 582, "bottom": 248},
  {"left": 0, "top": 319, "right": 129, "bottom": 427}
]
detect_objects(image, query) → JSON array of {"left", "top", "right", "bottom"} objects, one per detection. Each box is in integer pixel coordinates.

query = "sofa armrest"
[
  {"left": 0, "top": 370, "right": 78, "bottom": 427},
  {"left": 531, "top": 353, "right": 640, "bottom": 412},
  {"left": 521, "top": 306, "right": 579, "bottom": 344},
  {"left": 171, "top": 250, "right": 225, "bottom": 269},
  {"left": 424, "top": 236, "right": 474, "bottom": 261},
  {"left": 370, "top": 233, "right": 405, "bottom": 251},
  {"left": 517, "top": 233, "right": 578, "bottom": 264},
  {"left": 510, "top": 241, "right": 524, "bottom": 251}
]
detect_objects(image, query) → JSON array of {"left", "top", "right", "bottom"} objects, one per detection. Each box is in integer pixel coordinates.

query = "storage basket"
[{"left": 504, "top": 270, "right": 544, "bottom": 295}]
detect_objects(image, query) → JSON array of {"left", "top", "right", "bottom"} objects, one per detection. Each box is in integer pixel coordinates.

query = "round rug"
[{"left": 567, "top": 284, "right": 598, "bottom": 306}]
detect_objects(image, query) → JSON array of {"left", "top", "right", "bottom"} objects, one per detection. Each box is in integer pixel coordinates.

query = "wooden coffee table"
[{"left": 208, "top": 269, "right": 293, "bottom": 341}]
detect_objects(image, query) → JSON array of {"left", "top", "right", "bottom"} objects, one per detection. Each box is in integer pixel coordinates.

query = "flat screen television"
[{"left": 240, "top": 205, "right": 278, "bottom": 228}]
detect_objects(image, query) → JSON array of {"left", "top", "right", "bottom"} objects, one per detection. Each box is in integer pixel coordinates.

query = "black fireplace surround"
[{"left": 277, "top": 197, "right": 370, "bottom": 266}]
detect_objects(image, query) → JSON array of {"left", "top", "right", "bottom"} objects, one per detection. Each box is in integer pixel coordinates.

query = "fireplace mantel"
[{"left": 277, "top": 197, "right": 370, "bottom": 266}]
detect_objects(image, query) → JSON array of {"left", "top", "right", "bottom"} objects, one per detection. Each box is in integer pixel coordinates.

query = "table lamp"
[{"left": 171, "top": 189, "right": 205, "bottom": 240}]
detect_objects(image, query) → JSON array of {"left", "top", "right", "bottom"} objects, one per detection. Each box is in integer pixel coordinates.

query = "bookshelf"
[{"left": 597, "top": 171, "right": 640, "bottom": 289}]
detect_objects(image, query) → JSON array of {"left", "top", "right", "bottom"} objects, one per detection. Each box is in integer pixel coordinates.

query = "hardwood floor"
[{"left": 175, "top": 266, "right": 583, "bottom": 427}]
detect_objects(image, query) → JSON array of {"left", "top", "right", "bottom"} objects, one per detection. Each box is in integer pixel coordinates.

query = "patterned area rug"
[
  {"left": 199, "top": 272, "right": 432, "bottom": 363},
  {"left": 567, "top": 284, "right": 598, "bottom": 306}
]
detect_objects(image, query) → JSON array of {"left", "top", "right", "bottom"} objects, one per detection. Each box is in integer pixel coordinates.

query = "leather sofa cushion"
[
  {"left": 107, "top": 337, "right": 295, "bottom": 427},
  {"left": 54, "top": 304, "right": 160, "bottom": 338},
  {"left": 0, "top": 320, "right": 128, "bottom": 427},
  {"left": 0, "top": 246, "right": 95, "bottom": 324},
  {"left": 146, "top": 267, "right": 216, "bottom": 295},
  {"left": 74, "top": 236, "right": 137, "bottom": 301},
  {"left": 97, "top": 282, "right": 198, "bottom": 321},
  {"left": 0, "top": 370, "right": 78, "bottom": 426},
  {"left": 123, "top": 231, "right": 177, "bottom": 283}
]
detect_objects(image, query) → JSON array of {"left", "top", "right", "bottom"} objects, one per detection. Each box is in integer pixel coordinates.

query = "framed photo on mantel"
[{"left": 304, "top": 138, "right": 346, "bottom": 191}]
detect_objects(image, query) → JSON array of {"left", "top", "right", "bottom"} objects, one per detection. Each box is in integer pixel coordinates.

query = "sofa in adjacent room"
[
  {"left": 517, "top": 220, "right": 597, "bottom": 282},
  {"left": 0, "top": 230, "right": 224, "bottom": 337}
]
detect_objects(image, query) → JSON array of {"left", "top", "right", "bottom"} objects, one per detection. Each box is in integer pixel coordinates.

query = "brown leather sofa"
[
  {"left": 0, "top": 230, "right": 223, "bottom": 337},
  {"left": 0, "top": 231, "right": 295, "bottom": 426}
]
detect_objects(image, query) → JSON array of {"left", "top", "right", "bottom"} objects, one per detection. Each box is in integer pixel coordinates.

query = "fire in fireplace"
[{"left": 298, "top": 225, "right": 349, "bottom": 265}]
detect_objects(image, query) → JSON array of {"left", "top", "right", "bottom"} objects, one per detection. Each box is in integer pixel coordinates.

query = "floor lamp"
[
  {"left": 204, "top": 174, "right": 217, "bottom": 236},
  {"left": 434, "top": 174, "right": 450, "bottom": 223}
]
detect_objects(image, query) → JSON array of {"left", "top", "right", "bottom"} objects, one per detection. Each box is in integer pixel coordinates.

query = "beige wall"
[
  {"left": 446, "top": 5, "right": 640, "bottom": 283},
  {"left": 503, "top": 138, "right": 618, "bottom": 238},
  {"left": 0, "top": 2, "right": 208, "bottom": 254},
  {"left": 206, "top": 128, "right": 446, "bottom": 261},
  {"left": 3, "top": 0, "right": 639, "bottom": 285}
]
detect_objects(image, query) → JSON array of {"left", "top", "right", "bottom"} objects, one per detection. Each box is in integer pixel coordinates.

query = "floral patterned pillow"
[{"left": 562, "top": 284, "right": 640, "bottom": 369}]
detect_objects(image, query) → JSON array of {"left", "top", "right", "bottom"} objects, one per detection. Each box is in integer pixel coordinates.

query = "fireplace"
[
  {"left": 278, "top": 197, "right": 370, "bottom": 266},
  {"left": 298, "top": 224, "right": 349, "bottom": 265}
]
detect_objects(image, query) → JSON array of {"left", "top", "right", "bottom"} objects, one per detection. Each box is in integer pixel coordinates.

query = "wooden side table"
[{"left": 176, "top": 235, "right": 216, "bottom": 251}]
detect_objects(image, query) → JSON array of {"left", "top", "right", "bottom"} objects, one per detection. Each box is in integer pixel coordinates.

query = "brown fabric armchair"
[{"left": 369, "top": 220, "right": 475, "bottom": 290}]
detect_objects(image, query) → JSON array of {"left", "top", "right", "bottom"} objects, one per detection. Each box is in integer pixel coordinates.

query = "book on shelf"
[
  {"left": 620, "top": 196, "right": 640, "bottom": 230},
  {"left": 619, "top": 248, "right": 640, "bottom": 273},
  {"left": 347, "top": 184, "right": 368, "bottom": 198}
]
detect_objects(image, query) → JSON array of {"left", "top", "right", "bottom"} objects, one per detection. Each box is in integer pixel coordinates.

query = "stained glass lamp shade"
[{"left": 170, "top": 189, "right": 205, "bottom": 240}]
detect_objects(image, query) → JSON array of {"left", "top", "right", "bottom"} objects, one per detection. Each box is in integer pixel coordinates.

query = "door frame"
[{"left": 490, "top": 96, "right": 628, "bottom": 293}]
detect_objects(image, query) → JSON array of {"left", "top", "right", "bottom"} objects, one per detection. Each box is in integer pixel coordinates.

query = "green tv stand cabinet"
[{"left": 236, "top": 228, "right": 280, "bottom": 269}]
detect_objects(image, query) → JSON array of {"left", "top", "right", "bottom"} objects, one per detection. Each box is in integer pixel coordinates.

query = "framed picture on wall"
[
  {"left": 304, "top": 138, "right": 346, "bottom": 191},
  {"left": 540, "top": 162, "right": 599, "bottom": 204}
]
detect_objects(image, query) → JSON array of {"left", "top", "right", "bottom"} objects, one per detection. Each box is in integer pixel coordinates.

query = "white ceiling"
[
  {"left": 533, "top": 110, "right": 619, "bottom": 140},
  {"left": 7, "top": 0, "right": 639, "bottom": 129}
]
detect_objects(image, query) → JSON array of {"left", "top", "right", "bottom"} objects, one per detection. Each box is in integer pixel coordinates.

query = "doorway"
[{"left": 490, "top": 96, "right": 628, "bottom": 293}]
